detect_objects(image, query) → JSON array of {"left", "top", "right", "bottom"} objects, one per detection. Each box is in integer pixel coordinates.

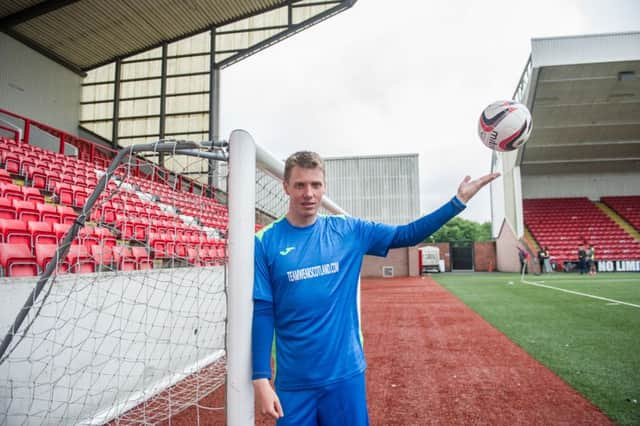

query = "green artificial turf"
[{"left": 433, "top": 272, "right": 640, "bottom": 426}]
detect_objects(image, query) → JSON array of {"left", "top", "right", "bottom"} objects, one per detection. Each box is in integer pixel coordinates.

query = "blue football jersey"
[{"left": 254, "top": 215, "right": 397, "bottom": 390}]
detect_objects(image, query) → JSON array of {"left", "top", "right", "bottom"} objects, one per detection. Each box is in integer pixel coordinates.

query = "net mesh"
[{"left": 0, "top": 144, "right": 231, "bottom": 425}]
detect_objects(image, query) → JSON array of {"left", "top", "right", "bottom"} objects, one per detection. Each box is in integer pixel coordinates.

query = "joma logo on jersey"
[{"left": 279, "top": 246, "right": 295, "bottom": 256}]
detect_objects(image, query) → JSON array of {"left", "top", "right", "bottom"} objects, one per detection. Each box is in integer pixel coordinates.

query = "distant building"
[
  {"left": 324, "top": 154, "right": 421, "bottom": 277},
  {"left": 324, "top": 153, "right": 420, "bottom": 225}
]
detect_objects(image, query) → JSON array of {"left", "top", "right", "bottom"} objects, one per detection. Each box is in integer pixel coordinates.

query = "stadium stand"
[
  {"left": 601, "top": 196, "right": 640, "bottom": 232},
  {"left": 0, "top": 127, "right": 228, "bottom": 277},
  {"left": 523, "top": 197, "right": 640, "bottom": 266}
]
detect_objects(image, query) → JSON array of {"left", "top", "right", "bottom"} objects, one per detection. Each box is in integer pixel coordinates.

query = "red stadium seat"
[
  {"left": 35, "top": 243, "right": 68, "bottom": 274},
  {"left": 21, "top": 186, "right": 45, "bottom": 203},
  {"left": 73, "top": 185, "right": 90, "bottom": 208},
  {"left": 57, "top": 205, "right": 78, "bottom": 224},
  {"left": 148, "top": 233, "right": 167, "bottom": 258},
  {"left": 116, "top": 215, "right": 134, "bottom": 240},
  {"left": 66, "top": 245, "right": 94, "bottom": 273},
  {"left": 37, "top": 203, "right": 60, "bottom": 225},
  {"left": 24, "top": 164, "right": 47, "bottom": 189},
  {"left": 53, "top": 223, "right": 73, "bottom": 243},
  {"left": 112, "top": 246, "right": 136, "bottom": 271},
  {"left": 46, "top": 171, "right": 61, "bottom": 191},
  {"left": 174, "top": 234, "right": 188, "bottom": 258},
  {"left": 94, "top": 227, "right": 117, "bottom": 247},
  {"left": 132, "top": 219, "right": 148, "bottom": 241},
  {"left": 28, "top": 221, "right": 57, "bottom": 246},
  {"left": 91, "top": 201, "right": 116, "bottom": 224},
  {"left": 13, "top": 200, "right": 39, "bottom": 222},
  {"left": 0, "top": 243, "right": 38, "bottom": 277},
  {"left": 0, "top": 169, "right": 12, "bottom": 184},
  {"left": 131, "top": 246, "right": 153, "bottom": 270},
  {"left": 0, "top": 183, "right": 24, "bottom": 201},
  {"left": 2, "top": 152, "right": 21, "bottom": 174},
  {"left": 186, "top": 247, "right": 201, "bottom": 266},
  {"left": 0, "top": 219, "right": 31, "bottom": 246},
  {"left": 54, "top": 183, "right": 74, "bottom": 206},
  {"left": 78, "top": 226, "right": 99, "bottom": 249},
  {"left": 19, "top": 156, "right": 36, "bottom": 176},
  {"left": 0, "top": 197, "right": 15, "bottom": 219},
  {"left": 90, "top": 245, "right": 114, "bottom": 271}
]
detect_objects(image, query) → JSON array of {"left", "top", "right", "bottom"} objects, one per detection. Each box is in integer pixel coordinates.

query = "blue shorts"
[{"left": 276, "top": 373, "right": 369, "bottom": 426}]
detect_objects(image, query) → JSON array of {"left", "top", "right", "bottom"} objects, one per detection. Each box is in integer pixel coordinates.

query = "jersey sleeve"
[
  {"left": 389, "top": 196, "right": 466, "bottom": 248},
  {"left": 353, "top": 217, "right": 398, "bottom": 257},
  {"left": 253, "top": 235, "right": 273, "bottom": 303}
]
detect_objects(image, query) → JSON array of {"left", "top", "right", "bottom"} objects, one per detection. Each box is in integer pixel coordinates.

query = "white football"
[{"left": 478, "top": 100, "right": 532, "bottom": 152}]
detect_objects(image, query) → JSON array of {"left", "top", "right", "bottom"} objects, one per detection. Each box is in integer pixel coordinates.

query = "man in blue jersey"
[{"left": 253, "top": 151, "right": 499, "bottom": 425}]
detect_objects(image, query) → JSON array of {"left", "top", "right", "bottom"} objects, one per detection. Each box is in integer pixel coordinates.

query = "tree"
[{"left": 425, "top": 217, "right": 492, "bottom": 243}]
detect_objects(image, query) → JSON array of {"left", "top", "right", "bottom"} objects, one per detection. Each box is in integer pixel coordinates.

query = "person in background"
[
  {"left": 518, "top": 247, "right": 529, "bottom": 275},
  {"left": 577, "top": 245, "right": 587, "bottom": 275},
  {"left": 543, "top": 246, "right": 553, "bottom": 273},
  {"left": 537, "top": 247, "right": 549, "bottom": 274},
  {"left": 587, "top": 244, "right": 596, "bottom": 276}
]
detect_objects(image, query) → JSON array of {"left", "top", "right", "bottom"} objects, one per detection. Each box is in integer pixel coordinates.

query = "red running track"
[{"left": 165, "top": 276, "right": 612, "bottom": 425}]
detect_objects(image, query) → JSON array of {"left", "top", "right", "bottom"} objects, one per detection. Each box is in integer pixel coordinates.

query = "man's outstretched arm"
[{"left": 390, "top": 172, "right": 499, "bottom": 248}]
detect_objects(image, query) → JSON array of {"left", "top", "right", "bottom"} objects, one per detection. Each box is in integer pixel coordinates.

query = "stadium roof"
[
  {"left": 0, "top": 0, "right": 355, "bottom": 74},
  {"left": 516, "top": 32, "right": 640, "bottom": 175}
]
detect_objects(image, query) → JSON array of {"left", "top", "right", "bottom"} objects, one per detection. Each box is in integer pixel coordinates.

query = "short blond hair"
[{"left": 284, "top": 151, "right": 325, "bottom": 182}]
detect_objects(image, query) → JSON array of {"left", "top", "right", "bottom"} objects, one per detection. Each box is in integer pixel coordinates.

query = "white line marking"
[{"left": 520, "top": 275, "right": 640, "bottom": 309}]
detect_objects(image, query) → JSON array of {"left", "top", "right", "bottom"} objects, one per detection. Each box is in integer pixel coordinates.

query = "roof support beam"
[
  {"left": 207, "top": 29, "right": 220, "bottom": 198},
  {"left": 523, "top": 157, "right": 640, "bottom": 165},
  {"left": 218, "top": 0, "right": 354, "bottom": 69},
  {"left": 527, "top": 140, "right": 640, "bottom": 149},
  {"left": 112, "top": 59, "right": 121, "bottom": 149},
  {"left": 158, "top": 43, "right": 168, "bottom": 168},
  {"left": 0, "top": 0, "right": 81, "bottom": 29}
]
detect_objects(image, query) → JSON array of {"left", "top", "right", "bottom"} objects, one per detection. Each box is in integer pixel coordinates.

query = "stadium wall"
[
  {"left": 474, "top": 242, "right": 497, "bottom": 272},
  {"left": 492, "top": 151, "right": 523, "bottom": 239},
  {"left": 496, "top": 219, "right": 522, "bottom": 272},
  {"left": 0, "top": 34, "right": 81, "bottom": 133},
  {"left": 522, "top": 172, "right": 640, "bottom": 199},
  {"left": 361, "top": 247, "right": 420, "bottom": 278}
]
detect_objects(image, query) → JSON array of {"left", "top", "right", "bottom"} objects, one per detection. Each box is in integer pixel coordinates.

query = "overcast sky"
[{"left": 220, "top": 0, "right": 640, "bottom": 223}]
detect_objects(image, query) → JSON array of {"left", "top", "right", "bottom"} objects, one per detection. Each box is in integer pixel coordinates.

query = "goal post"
[{"left": 226, "top": 129, "right": 256, "bottom": 426}]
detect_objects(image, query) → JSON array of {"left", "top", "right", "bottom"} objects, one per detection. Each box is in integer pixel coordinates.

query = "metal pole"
[
  {"left": 207, "top": 28, "right": 220, "bottom": 198},
  {"left": 159, "top": 43, "right": 168, "bottom": 167},
  {"left": 112, "top": 58, "right": 122, "bottom": 148}
]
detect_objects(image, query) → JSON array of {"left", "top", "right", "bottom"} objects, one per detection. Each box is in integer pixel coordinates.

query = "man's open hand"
[{"left": 456, "top": 172, "right": 501, "bottom": 204}]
